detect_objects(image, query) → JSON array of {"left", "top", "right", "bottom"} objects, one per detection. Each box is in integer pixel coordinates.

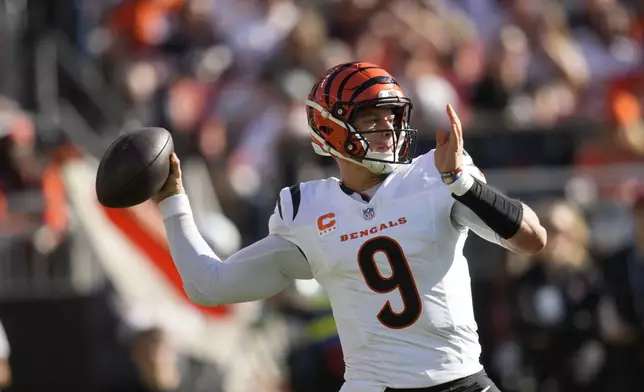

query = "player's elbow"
[
  {"left": 517, "top": 223, "right": 548, "bottom": 255},
  {"left": 506, "top": 222, "right": 547, "bottom": 255},
  {"left": 510, "top": 204, "right": 548, "bottom": 255},
  {"left": 525, "top": 224, "right": 547, "bottom": 255},
  {"left": 183, "top": 283, "right": 224, "bottom": 307}
]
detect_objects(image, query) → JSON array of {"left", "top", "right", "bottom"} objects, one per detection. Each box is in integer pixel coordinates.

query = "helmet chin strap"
[{"left": 310, "top": 129, "right": 397, "bottom": 174}]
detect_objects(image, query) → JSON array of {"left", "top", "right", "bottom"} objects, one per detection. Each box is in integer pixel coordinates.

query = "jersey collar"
[{"left": 339, "top": 183, "right": 373, "bottom": 202}]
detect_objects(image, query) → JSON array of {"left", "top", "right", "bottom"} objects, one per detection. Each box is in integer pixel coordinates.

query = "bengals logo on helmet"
[{"left": 305, "top": 62, "right": 418, "bottom": 174}]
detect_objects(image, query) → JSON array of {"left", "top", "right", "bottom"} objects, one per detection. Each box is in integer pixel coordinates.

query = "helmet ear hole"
[
  {"left": 333, "top": 104, "right": 349, "bottom": 119},
  {"left": 344, "top": 140, "right": 362, "bottom": 156}
]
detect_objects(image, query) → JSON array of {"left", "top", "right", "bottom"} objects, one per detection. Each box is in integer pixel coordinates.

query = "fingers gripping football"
[{"left": 152, "top": 153, "right": 185, "bottom": 203}]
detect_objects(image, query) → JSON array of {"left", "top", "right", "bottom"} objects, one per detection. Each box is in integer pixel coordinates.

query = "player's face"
[{"left": 352, "top": 107, "right": 395, "bottom": 153}]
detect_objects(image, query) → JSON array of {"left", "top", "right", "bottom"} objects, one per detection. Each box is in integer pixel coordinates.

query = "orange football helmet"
[{"left": 306, "top": 62, "right": 418, "bottom": 174}]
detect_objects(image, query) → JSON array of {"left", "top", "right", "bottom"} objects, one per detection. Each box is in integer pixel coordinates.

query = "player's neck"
[{"left": 338, "top": 162, "right": 387, "bottom": 193}]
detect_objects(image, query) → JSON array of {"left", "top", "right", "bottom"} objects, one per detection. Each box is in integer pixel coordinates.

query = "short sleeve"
[
  {"left": 268, "top": 184, "right": 303, "bottom": 239},
  {"left": 269, "top": 204, "right": 289, "bottom": 237}
]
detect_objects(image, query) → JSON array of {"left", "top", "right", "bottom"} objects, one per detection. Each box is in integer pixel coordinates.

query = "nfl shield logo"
[{"left": 362, "top": 208, "right": 375, "bottom": 220}]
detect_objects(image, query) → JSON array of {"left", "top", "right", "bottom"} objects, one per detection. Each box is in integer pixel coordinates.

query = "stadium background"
[{"left": 0, "top": 0, "right": 643, "bottom": 391}]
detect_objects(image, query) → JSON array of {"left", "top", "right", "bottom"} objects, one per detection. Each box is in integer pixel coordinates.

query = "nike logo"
[{"left": 481, "top": 387, "right": 491, "bottom": 392}]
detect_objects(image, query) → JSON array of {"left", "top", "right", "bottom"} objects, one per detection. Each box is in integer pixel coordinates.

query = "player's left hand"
[{"left": 434, "top": 104, "right": 463, "bottom": 173}]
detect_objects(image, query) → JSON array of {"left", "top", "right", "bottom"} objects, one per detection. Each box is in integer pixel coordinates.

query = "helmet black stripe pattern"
[
  {"left": 323, "top": 62, "right": 357, "bottom": 106},
  {"left": 336, "top": 66, "right": 380, "bottom": 102},
  {"left": 349, "top": 76, "right": 398, "bottom": 102}
]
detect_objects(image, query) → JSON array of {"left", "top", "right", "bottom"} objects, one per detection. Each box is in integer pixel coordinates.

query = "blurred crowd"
[
  {"left": 473, "top": 196, "right": 644, "bottom": 392},
  {"left": 68, "top": 0, "right": 644, "bottom": 240},
  {"left": 0, "top": 0, "right": 644, "bottom": 391}
]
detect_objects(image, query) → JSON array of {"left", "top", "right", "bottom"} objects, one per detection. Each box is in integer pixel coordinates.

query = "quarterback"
[{"left": 153, "top": 62, "right": 547, "bottom": 392}]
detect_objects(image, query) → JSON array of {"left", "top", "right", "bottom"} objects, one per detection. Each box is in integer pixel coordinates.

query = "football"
[{"left": 95, "top": 127, "right": 174, "bottom": 208}]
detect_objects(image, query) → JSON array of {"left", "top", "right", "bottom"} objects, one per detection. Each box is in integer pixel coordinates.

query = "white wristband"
[{"left": 446, "top": 172, "right": 475, "bottom": 196}]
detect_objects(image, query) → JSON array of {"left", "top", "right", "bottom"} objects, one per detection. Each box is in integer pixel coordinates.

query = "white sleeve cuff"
[
  {"left": 446, "top": 172, "right": 475, "bottom": 196},
  {"left": 158, "top": 194, "right": 193, "bottom": 220}
]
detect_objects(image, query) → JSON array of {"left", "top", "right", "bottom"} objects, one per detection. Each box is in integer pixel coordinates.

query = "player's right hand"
[
  {"left": 434, "top": 104, "right": 463, "bottom": 174},
  {"left": 152, "top": 153, "right": 185, "bottom": 203}
]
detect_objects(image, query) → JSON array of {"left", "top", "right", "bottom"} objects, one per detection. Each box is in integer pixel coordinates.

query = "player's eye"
[
  {"left": 359, "top": 118, "right": 379, "bottom": 128},
  {"left": 355, "top": 114, "right": 395, "bottom": 129},
  {"left": 376, "top": 116, "right": 395, "bottom": 126}
]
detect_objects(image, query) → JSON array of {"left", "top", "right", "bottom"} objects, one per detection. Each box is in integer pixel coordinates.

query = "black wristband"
[{"left": 452, "top": 178, "right": 523, "bottom": 239}]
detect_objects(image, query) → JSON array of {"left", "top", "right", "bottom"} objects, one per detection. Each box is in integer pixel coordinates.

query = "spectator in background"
[
  {"left": 472, "top": 1, "right": 588, "bottom": 127},
  {"left": 573, "top": 0, "right": 643, "bottom": 120},
  {"left": 629, "top": 3, "right": 644, "bottom": 44},
  {"left": 575, "top": 71, "right": 644, "bottom": 168},
  {"left": 591, "top": 190, "right": 644, "bottom": 392},
  {"left": 106, "top": 0, "right": 188, "bottom": 57},
  {"left": 0, "top": 319, "right": 10, "bottom": 391},
  {"left": 631, "top": 189, "right": 644, "bottom": 320},
  {"left": 268, "top": 282, "right": 344, "bottom": 392},
  {"left": 510, "top": 200, "right": 604, "bottom": 392},
  {"left": 0, "top": 100, "right": 70, "bottom": 264},
  {"left": 122, "top": 304, "right": 224, "bottom": 392},
  {"left": 131, "top": 327, "right": 183, "bottom": 392},
  {"left": 471, "top": 24, "right": 532, "bottom": 120},
  {"left": 574, "top": 69, "right": 644, "bottom": 202}
]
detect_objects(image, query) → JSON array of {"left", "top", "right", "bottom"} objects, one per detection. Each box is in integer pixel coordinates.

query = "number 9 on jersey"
[{"left": 358, "top": 236, "right": 422, "bottom": 329}]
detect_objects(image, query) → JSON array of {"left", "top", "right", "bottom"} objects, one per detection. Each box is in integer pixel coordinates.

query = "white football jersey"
[{"left": 269, "top": 150, "right": 485, "bottom": 391}]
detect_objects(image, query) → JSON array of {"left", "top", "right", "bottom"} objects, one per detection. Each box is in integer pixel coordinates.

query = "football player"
[{"left": 153, "top": 62, "right": 547, "bottom": 392}]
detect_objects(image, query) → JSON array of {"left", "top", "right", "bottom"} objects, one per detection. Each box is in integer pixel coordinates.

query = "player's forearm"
[
  {"left": 159, "top": 195, "right": 302, "bottom": 306},
  {"left": 159, "top": 194, "right": 229, "bottom": 305},
  {"left": 447, "top": 173, "right": 547, "bottom": 255}
]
